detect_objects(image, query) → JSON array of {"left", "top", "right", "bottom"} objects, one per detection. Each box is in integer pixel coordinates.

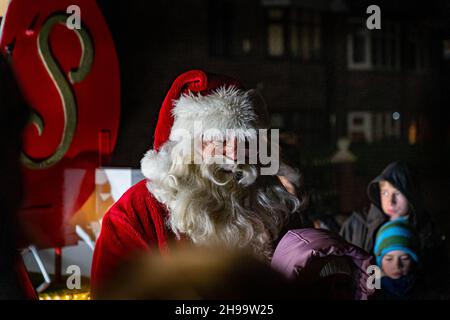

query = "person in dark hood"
[
  {"left": 0, "top": 54, "right": 37, "bottom": 299},
  {"left": 340, "top": 161, "right": 445, "bottom": 275}
]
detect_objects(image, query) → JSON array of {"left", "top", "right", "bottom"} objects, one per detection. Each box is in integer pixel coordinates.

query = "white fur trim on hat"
[
  {"left": 141, "top": 86, "right": 265, "bottom": 184},
  {"left": 169, "top": 86, "right": 259, "bottom": 143}
]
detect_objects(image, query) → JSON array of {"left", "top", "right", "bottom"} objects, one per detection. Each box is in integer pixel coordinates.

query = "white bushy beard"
[{"left": 146, "top": 140, "right": 301, "bottom": 261}]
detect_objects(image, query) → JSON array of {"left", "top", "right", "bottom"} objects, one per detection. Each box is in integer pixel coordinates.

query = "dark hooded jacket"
[
  {"left": 0, "top": 55, "right": 37, "bottom": 300},
  {"left": 340, "top": 161, "right": 444, "bottom": 271}
]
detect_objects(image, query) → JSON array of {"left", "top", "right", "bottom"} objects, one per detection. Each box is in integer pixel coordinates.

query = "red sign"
[{"left": 0, "top": 0, "right": 120, "bottom": 248}]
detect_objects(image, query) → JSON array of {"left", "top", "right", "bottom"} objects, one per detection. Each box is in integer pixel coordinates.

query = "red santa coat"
[{"left": 91, "top": 179, "right": 175, "bottom": 296}]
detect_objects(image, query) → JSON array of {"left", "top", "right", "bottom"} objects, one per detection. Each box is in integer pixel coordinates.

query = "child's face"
[
  {"left": 381, "top": 250, "right": 412, "bottom": 279},
  {"left": 379, "top": 181, "right": 409, "bottom": 219}
]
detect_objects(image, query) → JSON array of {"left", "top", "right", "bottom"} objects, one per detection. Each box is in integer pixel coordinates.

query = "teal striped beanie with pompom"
[{"left": 374, "top": 220, "right": 419, "bottom": 266}]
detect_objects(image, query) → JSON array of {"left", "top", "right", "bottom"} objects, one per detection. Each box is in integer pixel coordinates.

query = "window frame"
[
  {"left": 347, "top": 19, "right": 401, "bottom": 72},
  {"left": 265, "top": 7, "right": 323, "bottom": 62}
]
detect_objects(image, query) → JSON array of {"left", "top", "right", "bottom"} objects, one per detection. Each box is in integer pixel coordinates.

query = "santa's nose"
[{"left": 223, "top": 138, "right": 238, "bottom": 161}]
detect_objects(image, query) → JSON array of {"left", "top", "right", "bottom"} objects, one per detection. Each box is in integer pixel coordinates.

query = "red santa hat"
[{"left": 141, "top": 70, "right": 267, "bottom": 181}]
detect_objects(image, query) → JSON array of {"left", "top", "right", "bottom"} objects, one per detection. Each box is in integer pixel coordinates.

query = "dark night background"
[{"left": 94, "top": 0, "right": 450, "bottom": 248}]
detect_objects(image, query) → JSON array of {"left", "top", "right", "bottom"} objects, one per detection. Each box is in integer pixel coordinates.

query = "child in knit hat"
[
  {"left": 340, "top": 161, "right": 444, "bottom": 272},
  {"left": 374, "top": 220, "right": 420, "bottom": 299}
]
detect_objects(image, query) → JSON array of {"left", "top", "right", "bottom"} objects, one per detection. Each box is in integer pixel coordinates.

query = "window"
[
  {"left": 267, "top": 9, "right": 286, "bottom": 57},
  {"left": 266, "top": 8, "right": 322, "bottom": 61},
  {"left": 290, "top": 10, "right": 321, "bottom": 60},
  {"left": 347, "top": 21, "right": 371, "bottom": 69},
  {"left": 347, "top": 111, "right": 401, "bottom": 143},
  {"left": 371, "top": 23, "right": 401, "bottom": 70},
  {"left": 347, "top": 20, "right": 401, "bottom": 71}
]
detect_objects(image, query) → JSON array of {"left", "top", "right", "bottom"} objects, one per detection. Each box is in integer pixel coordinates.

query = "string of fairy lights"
[{"left": 39, "top": 291, "right": 90, "bottom": 300}]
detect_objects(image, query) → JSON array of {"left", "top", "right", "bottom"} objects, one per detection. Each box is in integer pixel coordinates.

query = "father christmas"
[{"left": 90, "top": 70, "right": 301, "bottom": 297}]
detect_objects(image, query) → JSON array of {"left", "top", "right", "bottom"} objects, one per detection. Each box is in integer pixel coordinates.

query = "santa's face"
[
  {"left": 202, "top": 137, "right": 238, "bottom": 163},
  {"left": 147, "top": 139, "right": 300, "bottom": 260},
  {"left": 200, "top": 136, "right": 253, "bottom": 168}
]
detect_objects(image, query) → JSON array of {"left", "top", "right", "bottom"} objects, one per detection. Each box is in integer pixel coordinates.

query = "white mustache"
[{"left": 201, "top": 156, "right": 258, "bottom": 187}]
